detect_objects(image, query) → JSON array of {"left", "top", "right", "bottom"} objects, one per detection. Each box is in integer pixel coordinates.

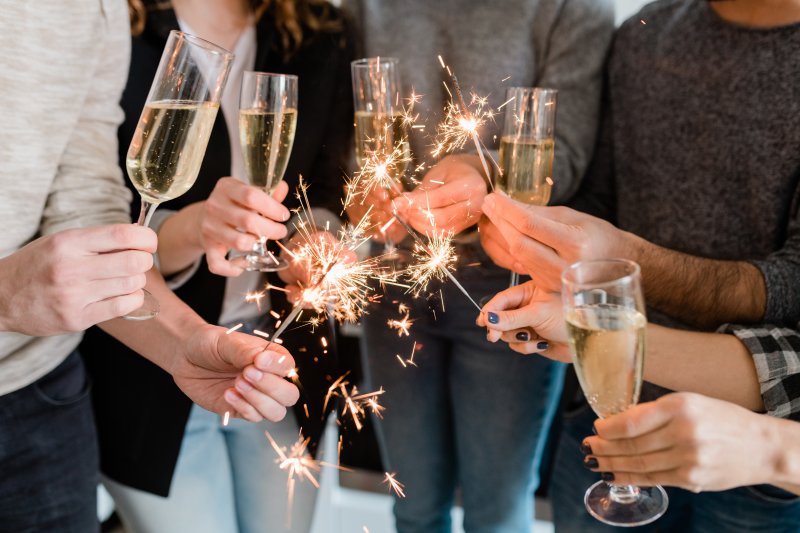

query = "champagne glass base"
[
  {"left": 231, "top": 253, "right": 289, "bottom": 273},
  {"left": 122, "top": 289, "right": 160, "bottom": 321},
  {"left": 584, "top": 481, "right": 668, "bottom": 527}
]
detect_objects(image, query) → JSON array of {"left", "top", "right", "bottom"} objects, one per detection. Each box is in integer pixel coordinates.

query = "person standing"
[{"left": 342, "top": 1, "right": 614, "bottom": 531}]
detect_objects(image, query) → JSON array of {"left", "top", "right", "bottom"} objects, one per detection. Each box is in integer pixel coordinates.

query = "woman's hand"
[
  {"left": 476, "top": 280, "right": 572, "bottom": 362},
  {"left": 345, "top": 186, "right": 407, "bottom": 244},
  {"left": 582, "top": 392, "right": 781, "bottom": 492},
  {"left": 199, "top": 178, "right": 291, "bottom": 276}
]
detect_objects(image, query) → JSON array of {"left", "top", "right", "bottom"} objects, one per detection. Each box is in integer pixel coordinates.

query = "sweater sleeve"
[
  {"left": 40, "top": 2, "right": 133, "bottom": 235},
  {"left": 534, "top": 0, "right": 614, "bottom": 204},
  {"left": 719, "top": 323, "right": 800, "bottom": 421},
  {"left": 750, "top": 181, "right": 800, "bottom": 325}
]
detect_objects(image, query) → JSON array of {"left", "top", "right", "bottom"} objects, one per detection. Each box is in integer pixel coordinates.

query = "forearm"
[
  {"left": 646, "top": 324, "right": 764, "bottom": 411},
  {"left": 762, "top": 415, "right": 800, "bottom": 495},
  {"left": 156, "top": 202, "right": 205, "bottom": 276},
  {"left": 631, "top": 235, "right": 766, "bottom": 328},
  {"left": 98, "top": 269, "right": 205, "bottom": 375}
]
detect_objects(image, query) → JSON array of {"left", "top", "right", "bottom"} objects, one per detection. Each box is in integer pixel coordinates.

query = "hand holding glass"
[
  {"left": 561, "top": 259, "right": 668, "bottom": 527},
  {"left": 125, "top": 30, "right": 232, "bottom": 319}
]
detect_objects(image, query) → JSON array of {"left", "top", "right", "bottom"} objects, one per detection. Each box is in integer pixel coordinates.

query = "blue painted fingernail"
[
  {"left": 516, "top": 331, "right": 529, "bottom": 342},
  {"left": 487, "top": 312, "right": 499, "bottom": 324},
  {"left": 580, "top": 441, "right": 592, "bottom": 455},
  {"left": 583, "top": 456, "right": 599, "bottom": 469},
  {"left": 601, "top": 472, "right": 615, "bottom": 482},
  {"left": 536, "top": 341, "right": 549, "bottom": 350}
]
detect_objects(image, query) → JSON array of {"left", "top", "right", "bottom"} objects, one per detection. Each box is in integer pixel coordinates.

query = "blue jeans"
[
  {"left": 362, "top": 249, "right": 565, "bottom": 533},
  {"left": 104, "top": 404, "right": 315, "bottom": 533},
  {"left": 0, "top": 351, "right": 99, "bottom": 533},
  {"left": 552, "top": 401, "right": 800, "bottom": 532}
]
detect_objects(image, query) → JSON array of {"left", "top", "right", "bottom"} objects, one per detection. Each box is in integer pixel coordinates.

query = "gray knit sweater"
[
  {"left": 343, "top": 0, "right": 615, "bottom": 203},
  {"left": 579, "top": 0, "right": 800, "bottom": 326}
]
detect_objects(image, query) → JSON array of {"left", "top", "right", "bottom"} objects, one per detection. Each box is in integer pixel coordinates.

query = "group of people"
[{"left": 2, "top": 0, "right": 800, "bottom": 532}]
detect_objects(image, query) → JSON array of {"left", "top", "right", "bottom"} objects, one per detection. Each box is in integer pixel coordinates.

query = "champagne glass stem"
[
  {"left": 609, "top": 484, "right": 641, "bottom": 504},
  {"left": 137, "top": 200, "right": 158, "bottom": 227},
  {"left": 509, "top": 271, "right": 520, "bottom": 287}
]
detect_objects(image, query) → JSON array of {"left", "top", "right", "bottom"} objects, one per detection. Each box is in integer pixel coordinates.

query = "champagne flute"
[
  {"left": 561, "top": 259, "right": 669, "bottom": 527},
  {"left": 125, "top": 30, "right": 233, "bottom": 320},
  {"left": 498, "top": 87, "right": 557, "bottom": 287},
  {"left": 233, "top": 72, "right": 298, "bottom": 272},
  {"left": 351, "top": 57, "right": 412, "bottom": 264}
]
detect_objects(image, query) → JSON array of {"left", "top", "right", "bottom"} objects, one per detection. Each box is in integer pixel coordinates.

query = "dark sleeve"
[
  {"left": 305, "top": 27, "right": 355, "bottom": 220},
  {"left": 719, "top": 323, "right": 800, "bottom": 421},
  {"left": 567, "top": 68, "right": 617, "bottom": 224},
  {"left": 751, "top": 176, "right": 800, "bottom": 325}
]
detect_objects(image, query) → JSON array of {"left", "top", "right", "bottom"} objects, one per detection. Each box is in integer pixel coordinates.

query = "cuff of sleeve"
[
  {"left": 149, "top": 209, "right": 203, "bottom": 291},
  {"left": 751, "top": 259, "right": 800, "bottom": 325},
  {"left": 719, "top": 323, "right": 800, "bottom": 420},
  {"left": 285, "top": 207, "right": 343, "bottom": 240}
]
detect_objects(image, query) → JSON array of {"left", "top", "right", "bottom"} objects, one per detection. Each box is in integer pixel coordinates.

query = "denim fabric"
[
  {"left": 551, "top": 402, "right": 800, "bottom": 533},
  {"left": 0, "top": 351, "right": 99, "bottom": 533},
  {"left": 361, "top": 249, "right": 565, "bottom": 533}
]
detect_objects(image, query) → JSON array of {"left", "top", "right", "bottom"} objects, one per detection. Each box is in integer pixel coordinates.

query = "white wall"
[{"left": 615, "top": 0, "right": 652, "bottom": 25}]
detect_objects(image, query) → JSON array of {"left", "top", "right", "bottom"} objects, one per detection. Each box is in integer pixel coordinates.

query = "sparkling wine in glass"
[
  {"left": 351, "top": 57, "right": 412, "bottom": 264},
  {"left": 233, "top": 72, "right": 297, "bottom": 272},
  {"left": 498, "top": 87, "right": 557, "bottom": 287},
  {"left": 125, "top": 30, "right": 233, "bottom": 319},
  {"left": 561, "top": 259, "right": 668, "bottom": 527}
]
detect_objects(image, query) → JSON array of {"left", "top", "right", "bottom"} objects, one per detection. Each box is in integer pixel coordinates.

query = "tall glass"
[
  {"left": 499, "top": 87, "right": 557, "bottom": 287},
  {"left": 561, "top": 259, "right": 668, "bottom": 526},
  {"left": 124, "top": 30, "right": 232, "bottom": 320},
  {"left": 351, "top": 57, "right": 411, "bottom": 263},
  {"left": 234, "top": 72, "right": 298, "bottom": 272}
]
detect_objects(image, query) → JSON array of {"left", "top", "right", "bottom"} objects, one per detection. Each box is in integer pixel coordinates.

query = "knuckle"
[
  {"left": 235, "top": 235, "right": 253, "bottom": 251},
  {"left": 242, "top": 188, "right": 261, "bottom": 207},
  {"left": 109, "top": 224, "right": 134, "bottom": 248},
  {"left": 266, "top": 406, "right": 288, "bottom": 423}
]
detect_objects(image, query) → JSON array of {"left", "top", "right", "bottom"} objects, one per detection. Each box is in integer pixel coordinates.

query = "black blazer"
[{"left": 80, "top": 7, "right": 353, "bottom": 497}]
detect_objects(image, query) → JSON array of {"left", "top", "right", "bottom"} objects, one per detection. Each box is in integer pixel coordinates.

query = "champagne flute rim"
[
  {"left": 170, "top": 30, "right": 233, "bottom": 58},
  {"left": 561, "top": 258, "right": 641, "bottom": 290},
  {"left": 243, "top": 70, "right": 298, "bottom": 81},
  {"left": 506, "top": 86, "right": 559, "bottom": 96},
  {"left": 351, "top": 57, "right": 400, "bottom": 68}
]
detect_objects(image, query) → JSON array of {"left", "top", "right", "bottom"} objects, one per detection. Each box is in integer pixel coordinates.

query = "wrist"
[
  {"left": 762, "top": 416, "right": 800, "bottom": 487},
  {"left": 621, "top": 230, "right": 647, "bottom": 264}
]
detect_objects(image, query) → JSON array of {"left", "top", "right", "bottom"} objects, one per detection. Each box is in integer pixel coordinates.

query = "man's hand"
[
  {"left": 476, "top": 280, "right": 572, "bottom": 362},
  {"left": 345, "top": 186, "right": 407, "bottom": 244},
  {"left": 480, "top": 193, "right": 636, "bottom": 292},
  {"left": 582, "top": 393, "right": 783, "bottom": 493},
  {"left": 278, "top": 230, "right": 357, "bottom": 306},
  {"left": 199, "top": 178, "right": 290, "bottom": 277},
  {"left": 174, "top": 324, "right": 300, "bottom": 422},
  {"left": 0, "top": 224, "right": 156, "bottom": 336},
  {"left": 395, "top": 154, "right": 488, "bottom": 235}
]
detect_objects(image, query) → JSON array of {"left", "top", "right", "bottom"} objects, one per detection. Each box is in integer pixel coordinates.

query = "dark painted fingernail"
[
  {"left": 583, "top": 456, "right": 599, "bottom": 469},
  {"left": 536, "top": 341, "right": 549, "bottom": 350},
  {"left": 580, "top": 441, "right": 592, "bottom": 455},
  {"left": 487, "top": 312, "right": 499, "bottom": 324},
  {"left": 516, "top": 331, "right": 530, "bottom": 342},
  {"left": 601, "top": 472, "right": 615, "bottom": 482}
]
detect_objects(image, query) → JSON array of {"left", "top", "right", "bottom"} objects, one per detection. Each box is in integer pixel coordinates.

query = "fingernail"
[
  {"left": 255, "top": 351, "right": 275, "bottom": 369},
  {"left": 244, "top": 368, "right": 263, "bottom": 382},
  {"left": 516, "top": 331, "right": 530, "bottom": 342},
  {"left": 601, "top": 472, "right": 615, "bottom": 482},
  {"left": 224, "top": 390, "right": 239, "bottom": 403},
  {"left": 583, "top": 456, "right": 599, "bottom": 469},
  {"left": 536, "top": 341, "right": 549, "bottom": 351},
  {"left": 592, "top": 422, "right": 599, "bottom": 435},
  {"left": 580, "top": 441, "right": 592, "bottom": 455},
  {"left": 487, "top": 312, "right": 499, "bottom": 324},
  {"left": 235, "top": 379, "right": 253, "bottom": 393}
]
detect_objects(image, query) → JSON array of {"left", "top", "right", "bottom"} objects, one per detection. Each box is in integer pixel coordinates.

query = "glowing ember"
[
  {"left": 222, "top": 411, "right": 230, "bottom": 426},
  {"left": 387, "top": 310, "right": 413, "bottom": 337},
  {"left": 225, "top": 323, "right": 243, "bottom": 334},
  {"left": 323, "top": 374, "right": 386, "bottom": 431},
  {"left": 383, "top": 472, "right": 406, "bottom": 498}
]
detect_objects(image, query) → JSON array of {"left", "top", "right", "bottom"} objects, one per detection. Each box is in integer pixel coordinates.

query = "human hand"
[
  {"left": 476, "top": 280, "right": 572, "bottom": 362},
  {"left": 345, "top": 185, "right": 407, "bottom": 244},
  {"left": 480, "top": 193, "right": 636, "bottom": 292},
  {"left": 394, "top": 155, "right": 487, "bottom": 235},
  {"left": 199, "top": 177, "right": 290, "bottom": 277},
  {"left": 278, "top": 230, "right": 357, "bottom": 306},
  {"left": 582, "top": 392, "right": 776, "bottom": 492},
  {"left": 173, "top": 324, "right": 300, "bottom": 422},
  {"left": 0, "top": 224, "right": 157, "bottom": 336}
]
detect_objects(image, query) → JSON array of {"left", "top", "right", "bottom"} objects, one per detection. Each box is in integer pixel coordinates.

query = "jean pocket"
[
  {"left": 742, "top": 484, "right": 800, "bottom": 506},
  {"left": 32, "top": 352, "right": 91, "bottom": 407}
]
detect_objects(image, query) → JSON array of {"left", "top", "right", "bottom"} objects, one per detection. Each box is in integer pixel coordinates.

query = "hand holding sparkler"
[
  {"left": 476, "top": 280, "right": 570, "bottom": 362},
  {"left": 345, "top": 185, "right": 408, "bottom": 244},
  {"left": 394, "top": 154, "right": 489, "bottom": 235}
]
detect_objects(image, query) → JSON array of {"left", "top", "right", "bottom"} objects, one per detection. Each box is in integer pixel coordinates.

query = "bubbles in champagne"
[
  {"left": 497, "top": 136, "right": 555, "bottom": 206},
  {"left": 239, "top": 109, "right": 297, "bottom": 192}
]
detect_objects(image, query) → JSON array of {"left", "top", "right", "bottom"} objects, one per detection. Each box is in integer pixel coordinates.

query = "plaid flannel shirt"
[{"left": 720, "top": 324, "right": 800, "bottom": 421}]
